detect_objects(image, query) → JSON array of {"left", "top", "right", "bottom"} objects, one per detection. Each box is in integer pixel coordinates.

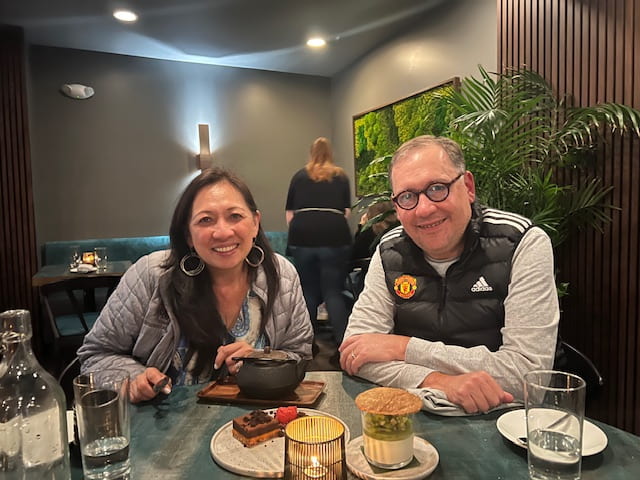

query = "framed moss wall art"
[{"left": 352, "top": 77, "right": 460, "bottom": 197}]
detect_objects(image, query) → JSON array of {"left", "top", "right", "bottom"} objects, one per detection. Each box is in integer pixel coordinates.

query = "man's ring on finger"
[{"left": 351, "top": 352, "right": 357, "bottom": 359}]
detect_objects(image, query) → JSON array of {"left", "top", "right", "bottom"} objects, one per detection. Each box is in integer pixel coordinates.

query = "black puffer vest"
[{"left": 380, "top": 206, "right": 532, "bottom": 352}]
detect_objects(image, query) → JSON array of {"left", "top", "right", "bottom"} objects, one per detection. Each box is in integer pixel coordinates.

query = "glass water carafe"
[{"left": 0, "top": 309, "right": 71, "bottom": 479}]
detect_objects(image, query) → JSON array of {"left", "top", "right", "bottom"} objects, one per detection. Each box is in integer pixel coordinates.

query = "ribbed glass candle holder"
[{"left": 284, "top": 416, "right": 346, "bottom": 480}]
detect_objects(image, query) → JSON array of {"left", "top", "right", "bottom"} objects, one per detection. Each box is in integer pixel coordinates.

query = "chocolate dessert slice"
[{"left": 232, "top": 410, "right": 281, "bottom": 447}]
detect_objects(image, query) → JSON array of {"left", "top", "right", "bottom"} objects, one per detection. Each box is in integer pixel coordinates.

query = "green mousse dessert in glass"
[
  {"left": 363, "top": 412, "right": 414, "bottom": 441},
  {"left": 355, "top": 387, "right": 422, "bottom": 469}
]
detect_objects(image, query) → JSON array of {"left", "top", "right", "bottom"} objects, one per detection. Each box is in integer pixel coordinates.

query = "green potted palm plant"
[{"left": 356, "top": 66, "right": 640, "bottom": 252}]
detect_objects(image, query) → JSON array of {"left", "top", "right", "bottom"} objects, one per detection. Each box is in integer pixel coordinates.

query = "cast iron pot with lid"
[{"left": 233, "top": 347, "right": 307, "bottom": 399}]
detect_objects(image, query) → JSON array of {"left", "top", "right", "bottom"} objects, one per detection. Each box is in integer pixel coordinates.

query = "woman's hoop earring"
[
  {"left": 245, "top": 244, "right": 265, "bottom": 268},
  {"left": 180, "top": 250, "right": 205, "bottom": 276}
]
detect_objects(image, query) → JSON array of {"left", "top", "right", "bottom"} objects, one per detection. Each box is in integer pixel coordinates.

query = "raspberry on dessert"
[{"left": 276, "top": 406, "right": 298, "bottom": 425}]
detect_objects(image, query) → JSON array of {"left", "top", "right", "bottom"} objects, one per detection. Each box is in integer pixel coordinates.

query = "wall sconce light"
[
  {"left": 196, "top": 123, "right": 214, "bottom": 169},
  {"left": 60, "top": 83, "right": 95, "bottom": 99}
]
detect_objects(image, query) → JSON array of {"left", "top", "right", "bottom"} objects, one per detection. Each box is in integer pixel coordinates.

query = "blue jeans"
[{"left": 288, "top": 245, "right": 351, "bottom": 342}]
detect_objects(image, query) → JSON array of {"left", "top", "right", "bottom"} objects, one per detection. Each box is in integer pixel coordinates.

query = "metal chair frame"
[{"left": 554, "top": 339, "right": 604, "bottom": 401}]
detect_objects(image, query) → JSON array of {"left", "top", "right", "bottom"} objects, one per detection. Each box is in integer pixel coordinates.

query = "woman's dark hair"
[{"left": 163, "top": 167, "right": 279, "bottom": 376}]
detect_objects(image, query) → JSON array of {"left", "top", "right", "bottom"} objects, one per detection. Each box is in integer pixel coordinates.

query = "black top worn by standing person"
[{"left": 286, "top": 168, "right": 352, "bottom": 247}]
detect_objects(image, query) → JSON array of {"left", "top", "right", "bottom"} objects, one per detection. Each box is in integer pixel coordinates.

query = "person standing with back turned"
[{"left": 285, "top": 137, "right": 352, "bottom": 343}]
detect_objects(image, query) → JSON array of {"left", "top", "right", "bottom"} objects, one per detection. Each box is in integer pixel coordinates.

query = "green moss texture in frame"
[{"left": 352, "top": 77, "right": 460, "bottom": 197}]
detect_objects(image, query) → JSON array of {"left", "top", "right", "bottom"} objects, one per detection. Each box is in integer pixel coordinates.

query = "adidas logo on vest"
[{"left": 471, "top": 276, "right": 493, "bottom": 292}]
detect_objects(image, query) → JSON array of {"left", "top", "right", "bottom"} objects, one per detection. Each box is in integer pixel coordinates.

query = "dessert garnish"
[{"left": 276, "top": 406, "right": 299, "bottom": 425}]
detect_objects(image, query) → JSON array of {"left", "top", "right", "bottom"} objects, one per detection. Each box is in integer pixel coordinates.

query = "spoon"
[{"left": 517, "top": 412, "right": 573, "bottom": 447}]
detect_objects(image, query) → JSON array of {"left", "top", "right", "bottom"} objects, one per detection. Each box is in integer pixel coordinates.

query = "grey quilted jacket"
[{"left": 78, "top": 250, "right": 313, "bottom": 379}]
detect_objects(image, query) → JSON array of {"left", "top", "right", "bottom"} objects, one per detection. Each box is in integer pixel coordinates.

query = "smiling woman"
[
  {"left": 187, "top": 180, "right": 261, "bottom": 277},
  {"left": 77, "top": 167, "right": 313, "bottom": 403}
]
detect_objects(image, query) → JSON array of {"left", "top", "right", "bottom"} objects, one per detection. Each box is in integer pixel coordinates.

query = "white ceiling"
[{"left": 0, "top": 0, "right": 449, "bottom": 77}]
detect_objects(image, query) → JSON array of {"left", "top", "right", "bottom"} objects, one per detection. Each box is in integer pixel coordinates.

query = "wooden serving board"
[{"left": 197, "top": 379, "right": 325, "bottom": 406}]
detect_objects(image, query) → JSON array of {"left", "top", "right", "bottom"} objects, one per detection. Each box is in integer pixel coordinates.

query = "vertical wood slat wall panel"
[
  {"left": 633, "top": 0, "right": 640, "bottom": 436},
  {"left": 0, "top": 26, "right": 39, "bottom": 348},
  {"left": 498, "top": 0, "right": 639, "bottom": 434}
]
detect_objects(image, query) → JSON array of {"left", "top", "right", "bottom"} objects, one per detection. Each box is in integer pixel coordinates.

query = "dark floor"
[{"left": 308, "top": 324, "right": 341, "bottom": 372}]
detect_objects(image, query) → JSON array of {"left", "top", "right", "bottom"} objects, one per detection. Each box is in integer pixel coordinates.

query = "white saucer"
[
  {"left": 210, "top": 408, "right": 350, "bottom": 478},
  {"left": 346, "top": 436, "right": 439, "bottom": 480},
  {"left": 496, "top": 409, "right": 608, "bottom": 456}
]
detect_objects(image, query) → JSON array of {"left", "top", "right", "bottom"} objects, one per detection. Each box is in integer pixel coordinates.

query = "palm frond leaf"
[{"left": 368, "top": 65, "right": 640, "bottom": 252}]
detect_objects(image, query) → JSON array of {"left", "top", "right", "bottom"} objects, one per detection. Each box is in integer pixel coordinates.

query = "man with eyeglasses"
[{"left": 340, "top": 135, "right": 559, "bottom": 414}]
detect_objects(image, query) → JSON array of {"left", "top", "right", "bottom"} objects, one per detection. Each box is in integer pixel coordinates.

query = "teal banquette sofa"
[{"left": 42, "top": 232, "right": 289, "bottom": 266}]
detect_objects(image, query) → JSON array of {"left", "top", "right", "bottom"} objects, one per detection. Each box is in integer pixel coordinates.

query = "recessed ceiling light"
[
  {"left": 306, "top": 37, "right": 326, "bottom": 48},
  {"left": 113, "top": 10, "right": 138, "bottom": 23}
]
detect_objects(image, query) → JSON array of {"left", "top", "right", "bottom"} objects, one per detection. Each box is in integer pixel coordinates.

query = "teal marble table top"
[{"left": 70, "top": 371, "right": 640, "bottom": 479}]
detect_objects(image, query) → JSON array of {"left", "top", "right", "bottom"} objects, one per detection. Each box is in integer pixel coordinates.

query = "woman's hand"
[
  {"left": 214, "top": 341, "right": 254, "bottom": 375},
  {"left": 129, "top": 367, "right": 172, "bottom": 403}
]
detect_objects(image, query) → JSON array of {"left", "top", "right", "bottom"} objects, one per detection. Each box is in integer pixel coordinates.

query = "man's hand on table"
[
  {"left": 421, "top": 371, "right": 514, "bottom": 414},
  {"left": 339, "top": 333, "right": 409, "bottom": 375}
]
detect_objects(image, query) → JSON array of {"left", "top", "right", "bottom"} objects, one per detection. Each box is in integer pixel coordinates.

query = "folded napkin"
[
  {"left": 70, "top": 264, "right": 97, "bottom": 273},
  {"left": 408, "top": 387, "right": 522, "bottom": 416}
]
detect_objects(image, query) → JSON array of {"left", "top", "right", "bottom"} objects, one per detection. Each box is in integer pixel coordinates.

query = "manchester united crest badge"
[{"left": 393, "top": 274, "right": 417, "bottom": 299}]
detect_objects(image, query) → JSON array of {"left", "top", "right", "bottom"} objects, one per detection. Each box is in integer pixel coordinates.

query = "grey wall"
[
  {"left": 27, "top": 0, "right": 496, "bottom": 246},
  {"left": 331, "top": 0, "right": 497, "bottom": 223},
  {"left": 28, "top": 47, "right": 330, "bottom": 245}
]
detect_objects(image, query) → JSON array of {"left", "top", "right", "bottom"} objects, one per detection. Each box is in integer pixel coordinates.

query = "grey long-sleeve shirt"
[{"left": 343, "top": 226, "right": 559, "bottom": 401}]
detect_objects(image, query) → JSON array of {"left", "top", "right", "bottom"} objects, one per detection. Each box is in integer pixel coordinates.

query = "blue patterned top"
[{"left": 169, "top": 291, "right": 266, "bottom": 386}]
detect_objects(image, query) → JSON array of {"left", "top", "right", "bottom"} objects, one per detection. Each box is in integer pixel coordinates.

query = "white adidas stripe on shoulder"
[
  {"left": 483, "top": 217, "right": 529, "bottom": 233},
  {"left": 379, "top": 225, "right": 404, "bottom": 244},
  {"left": 482, "top": 208, "right": 531, "bottom": 233},
  {"left": 482, "top": 208, "right": 532, "bottom": 227}
]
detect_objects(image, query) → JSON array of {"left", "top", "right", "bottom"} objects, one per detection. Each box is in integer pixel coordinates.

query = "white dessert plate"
[
  {"left": 346, "top": 435, "right": 439, "bottom": 480},
  {"left": 496, "top": 408, "right": 608, "bottom": 456},
  {"left": 210, "top": 408, "right": 350, "bottom": 478}
]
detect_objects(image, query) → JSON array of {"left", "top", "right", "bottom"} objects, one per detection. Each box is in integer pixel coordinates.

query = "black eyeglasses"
[{"left": 392, "top": 173, "right": 464, "bottom": 210}]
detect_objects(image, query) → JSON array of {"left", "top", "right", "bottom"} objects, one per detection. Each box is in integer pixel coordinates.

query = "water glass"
[
  {"left": 94, "top": 247, "right": 108, "bottom": 271},
  {"left": 73, "top": 369, "right": 131, "bottom": 480},
  {"left": 69, "top": 245, "right": 81, "bottom": 269},
  {"left": 524, "top": 370, "right": 586, "bottom": 480}
]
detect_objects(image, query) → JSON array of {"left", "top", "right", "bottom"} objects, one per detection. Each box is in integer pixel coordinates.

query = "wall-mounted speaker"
[{"left": 60, "top": 84, "right": 95, "bottom": 100}]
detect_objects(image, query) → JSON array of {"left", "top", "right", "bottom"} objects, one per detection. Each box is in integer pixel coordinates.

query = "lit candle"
[
  {"left": 303, "top": 456, "right": 327, "bottom": 479},
  {"left": 82, "top": 251, "right": 95, "bottom": 265}
]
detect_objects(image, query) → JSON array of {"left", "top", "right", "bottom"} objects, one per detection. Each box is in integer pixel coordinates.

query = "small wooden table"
[{"left": 32, "top": 260, "right": 132, "bottom": 287}]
